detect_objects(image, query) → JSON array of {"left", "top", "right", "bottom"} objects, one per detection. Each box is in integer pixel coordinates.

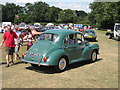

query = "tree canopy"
[
  {"left": 1, "top": 1, "right": 119, "bottom": 30},
  {"left": 89, "top": 2, "right": 120, "bottom": 29},
  {"left": 2, "top": 1, "right": 88, "bottom": 24}
]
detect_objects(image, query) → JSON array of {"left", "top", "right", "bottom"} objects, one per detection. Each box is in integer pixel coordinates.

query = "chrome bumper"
[{"left": 21, "top": 59, "right": 50, "bottom": 66}]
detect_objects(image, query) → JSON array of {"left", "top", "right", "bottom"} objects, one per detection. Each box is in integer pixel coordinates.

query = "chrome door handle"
[{"left": 64, "top": 46, "right": 68, "bottom": 48}]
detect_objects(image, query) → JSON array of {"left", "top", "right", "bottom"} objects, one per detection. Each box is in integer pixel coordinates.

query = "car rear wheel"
[
  {"left": 116, "top": 35, "right": 119, "bottom": 41},
  {"left": 55, "top": 58, "right": 68, "bottom": 72},
  {"left": 91, "top": 50, "right": 97, "bottom": 62},
  {"left": 93, "top": 38, "right": 96, "bottom": 41}
]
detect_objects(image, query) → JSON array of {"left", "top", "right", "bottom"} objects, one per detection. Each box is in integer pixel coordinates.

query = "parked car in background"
[
  {"left": 18, "top": 23, "right": 27, "bottom": 30},
  {"left": 21, "top": 29, "right": 99, "bottom": 72},
  {"left": 106, "top": 23, "right": 120, "bottom": 41},
  {"left": 2, "top": 22, "right": 11, "bottom": 28},
  {"left": 78, "top": 27, "right": 84, "bottom": 32},
  {"left": 81, "top": 29, "right": 97, "bottom": 41},
  {"left": 34, "top": 23, "right": 41, "bottom": 29}
]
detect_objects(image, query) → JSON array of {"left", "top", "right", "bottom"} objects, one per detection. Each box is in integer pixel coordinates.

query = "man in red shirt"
[{"left": 0, "top": 26, "right": 18, "bottom": 67}]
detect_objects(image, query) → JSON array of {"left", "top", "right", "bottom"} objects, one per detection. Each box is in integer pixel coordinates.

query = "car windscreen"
[
  {"left": 21, "top": 24, "right": 26, "bottom": 27},
  {"left": 85, "top": 30, "right": 95, "bottom": 34},
  {"left": 39, "top": 33, "right": 59, "bottom": 42},
  {"left": 115, "top": 25, "right": 120, "bottom": 31}
]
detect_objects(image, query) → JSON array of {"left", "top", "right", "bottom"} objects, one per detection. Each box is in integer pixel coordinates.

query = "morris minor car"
[
  {"left": 82, "top": 29, "right": 97, "bottom": 41},
  {"left": 21, "top": 29, "right": 99, "bottom": 72}
]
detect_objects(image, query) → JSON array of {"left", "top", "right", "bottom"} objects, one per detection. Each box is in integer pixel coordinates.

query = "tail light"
[
  {"left": 80, "top": 29, "right": 84, "bottom": 32},
  {"left": 22, "top": 53, "right": 25, "bottom": 58},
  {"left": 43, "top": 57, "right": 48, "bottom": 62}
]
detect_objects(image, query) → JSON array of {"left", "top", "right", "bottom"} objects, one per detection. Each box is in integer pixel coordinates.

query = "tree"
[
  {"left": 2, "top": 3, "right": 22, "bottom": 22},
  {"left": 32, "top": 1, "right": 49, "bottom": 22},
  {"left": 75, "top": 10, "right": 88, "bottom": 24},
  {"left": 2, "top": 2, "right": 89, "bottom": 24},
  {"left": 89, "top": 2, "right": 120, "bottom": 29},
  {"left": 45, "top": 6, "right": 62, "bottom": 22},
  {"left": 57, "top": 9, "right": 76, "bottom": 23}
]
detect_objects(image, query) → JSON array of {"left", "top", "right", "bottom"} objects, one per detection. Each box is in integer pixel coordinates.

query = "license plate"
[{"left": 87, "top": 36, "right": 93, "bottom": 38}]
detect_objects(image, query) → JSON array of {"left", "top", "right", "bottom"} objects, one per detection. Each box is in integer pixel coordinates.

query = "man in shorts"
[{"left": 0, "top": 26, "right": 18, "bottom": 67}]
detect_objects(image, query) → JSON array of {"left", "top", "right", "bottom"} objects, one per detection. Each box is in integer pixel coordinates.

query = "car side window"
[
  {"left": 76, "top": 34, "right": 83, "bottom": 44},
  {"left": 39, "top": 33, "right": 58, "bottom": 42},
  {"left": 64, "top": 34, "right": 76, "bottom": 44}
]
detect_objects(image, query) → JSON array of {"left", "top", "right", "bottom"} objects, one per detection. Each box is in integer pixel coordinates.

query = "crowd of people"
[{"left": 0, "top": 25, "right": 34, "bottom": 67}]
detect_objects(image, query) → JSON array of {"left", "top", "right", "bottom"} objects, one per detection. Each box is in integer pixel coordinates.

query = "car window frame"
[
  {"left": 76, "top": 33, "right": 84, "bottom": 44},
  {"left": 39, "top": 33, "right": 59, "bottom": 42},
  {"left": 64, "top": 34, "right": 76, "bottom": 45},
  {"left": 64, "top": 33, "right": 84, "bottom": 45}
]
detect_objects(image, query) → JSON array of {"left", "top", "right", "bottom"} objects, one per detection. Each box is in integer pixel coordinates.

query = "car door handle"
[{"left": 64, "top": 46, "right": 68, "bottom": 48}]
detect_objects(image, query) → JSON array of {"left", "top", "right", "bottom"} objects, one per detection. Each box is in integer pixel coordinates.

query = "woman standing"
[{"left": 23, "top": 30, "right": 33, "bottom": 50}]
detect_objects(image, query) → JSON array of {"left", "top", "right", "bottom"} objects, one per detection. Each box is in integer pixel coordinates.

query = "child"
[{"left": 23, "top": 31, "right": 33, "bottom": 50}]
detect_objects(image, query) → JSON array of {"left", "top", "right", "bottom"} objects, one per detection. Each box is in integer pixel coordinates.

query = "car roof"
[
  {"left": 84, "top": 29, "right": 94, "bottom": 31},
  {"left": 42, "top": 29, "right": 83, "bottom": 35},
  {"left": 40, "top": 29, "right": 84, "bottom": 44}
]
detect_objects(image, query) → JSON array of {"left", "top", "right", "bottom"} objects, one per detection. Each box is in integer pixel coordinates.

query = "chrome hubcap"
[{"left": 59, "top": 58, "right": 66, "bottom": 70}]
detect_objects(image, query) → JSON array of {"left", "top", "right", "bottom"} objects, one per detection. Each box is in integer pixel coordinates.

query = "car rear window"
[
  {"left": 39, "top": 33, "right": 59, "bottom": 42},
  {"left": 85, "top": 30, "right": 95, "bottom": 34}
]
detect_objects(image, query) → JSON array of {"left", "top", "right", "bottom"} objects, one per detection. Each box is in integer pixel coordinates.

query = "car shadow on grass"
[
  {"left": 66, "top": 58, "right": 102, "bottom": 71},
  {"left": 25, "top": 58, "right": 103, "bottom": 74},
  {"left": 109, "top": 38, "right": 120, "bottom": 41},
  {"left": 26, "top": 66, "right": 56, "bottom": 74}
]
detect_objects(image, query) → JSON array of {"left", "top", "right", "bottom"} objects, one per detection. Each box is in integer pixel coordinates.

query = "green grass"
[{"left": 95, "top": 29, "right": 108, "bottom": 34}]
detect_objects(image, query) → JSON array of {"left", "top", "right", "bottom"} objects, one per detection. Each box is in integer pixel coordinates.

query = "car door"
[
  {"left": 64, "top": 34, "right": 78, "bottom": 60},
  {"left": 64, "top": 33, "right": 85, "bottom": 60},
  {"left": 75, "top": 33, "right": 86, "bottom": 59}
]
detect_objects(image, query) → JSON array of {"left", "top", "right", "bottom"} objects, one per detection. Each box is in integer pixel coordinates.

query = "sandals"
[
  {"left": 9, "top": 61, "right": 14, "bottom": 65},
  {"left": 6, "top": 64, "right": 9, "bottom": 67},
  {"left": 6, "top": 61, "right": 14, "bottom": 67}
]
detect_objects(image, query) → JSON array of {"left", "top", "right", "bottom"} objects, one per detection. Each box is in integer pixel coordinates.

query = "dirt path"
[{"left": 1, "top": 30, "right": 118, "bottom": 88}]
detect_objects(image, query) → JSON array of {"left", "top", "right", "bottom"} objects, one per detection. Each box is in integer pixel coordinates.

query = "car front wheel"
[
  {"left": 55, "top": 58, "right": 68, "bottom": 72},
  {"left": 91, "top": 50, "right": 97, "bottom": 62}
]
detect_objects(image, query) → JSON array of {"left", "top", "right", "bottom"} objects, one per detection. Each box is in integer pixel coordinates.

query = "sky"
[{"left": 0, "top": 0, "right": 94, "bottom": 13}]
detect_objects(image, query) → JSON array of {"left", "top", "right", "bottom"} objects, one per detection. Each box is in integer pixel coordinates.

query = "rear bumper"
[
  {"left": 84, "top": 37, "right": 96, "bottom": 41},
  {"left": 21, "top": 59, "right": 50, "bottom": 66}
]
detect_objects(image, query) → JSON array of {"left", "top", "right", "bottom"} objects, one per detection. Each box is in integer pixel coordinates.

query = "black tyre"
[
  {"left": 55, "top": 57, "right": 68, "bottom": 72},
  {"left": 116, "top": 36, "right": 119, "bottom": 41},
  {"left": 93, "top": 38, "right": 97, "bottom": 42},
  {"left": 106, "top": 32, "right": 110, "bottom": 36},
  {"left": 91, "top": 50, "right": 97, "bottom": 62}
]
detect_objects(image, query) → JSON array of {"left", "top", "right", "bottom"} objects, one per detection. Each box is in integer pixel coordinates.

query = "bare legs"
[{"left": 6, "top": 54, "right": 14, "bottom": 67}]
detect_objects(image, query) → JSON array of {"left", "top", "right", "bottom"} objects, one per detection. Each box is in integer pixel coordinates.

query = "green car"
[
  {"left": 83, "top": 29, "right": 97, "bottom": 41},
  {"left": 21, "top": 29, "right": 99, "bottom": 72}
]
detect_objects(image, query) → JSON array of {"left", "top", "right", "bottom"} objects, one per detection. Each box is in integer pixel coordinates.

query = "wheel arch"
[
  {"left": 81, "top": 44, "right": 99, "bottom": 60},
  {"left": 45, "top": 49, "right": 69, "bottom": 65}
]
